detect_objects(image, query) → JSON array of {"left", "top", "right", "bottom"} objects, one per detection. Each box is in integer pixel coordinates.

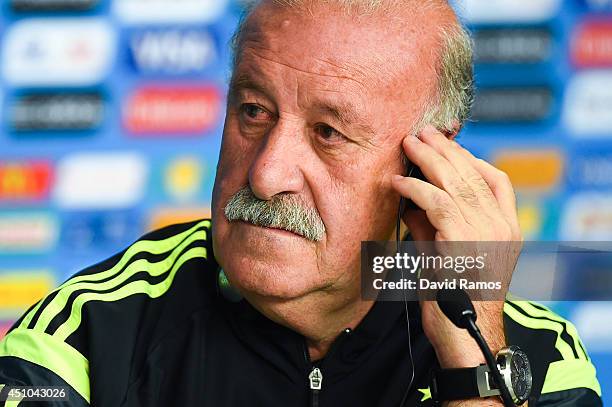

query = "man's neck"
[{"left": 245, "top": 290, "right": 375, "bottom": 361}]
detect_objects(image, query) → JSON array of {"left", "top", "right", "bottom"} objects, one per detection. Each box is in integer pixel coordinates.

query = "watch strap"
[{"left": 431, "top": 367, "right": 480, "bottom": 401}]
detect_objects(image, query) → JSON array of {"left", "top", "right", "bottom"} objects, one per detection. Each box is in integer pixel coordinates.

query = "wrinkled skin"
[
  {"left": 212, "top": 5, "right": 521, "bottom": 404},
  {"left": 212, "top": 3, "right": 442, "bottom": 303}
]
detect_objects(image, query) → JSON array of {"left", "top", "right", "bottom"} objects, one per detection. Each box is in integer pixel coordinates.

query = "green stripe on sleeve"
[
  {"left": 29, "top": 221, "right": 210, "bottom": 331},
  {"left": 513, "top": 301, "right": 588, "bottom": 360},
  {"left": 20, "top": 220, "right": 210, "bottom": 331},
  {"left": 504, "top": 302, "right": 576, "bottom": 360},
  {"left": 34, "top": 229, "right": 207, "bottom": 334},
  {"left": 0, "top": 329, "right": 90, "bottom": 403},
  {"left": 4, "top": 395, "right": 24, "bottom": 407},
  {"left": 542, "top": 359, "right": 602, "bottom": 397},
  {"left": 53, "top": 246, "right": 207, "bottom": 341}
]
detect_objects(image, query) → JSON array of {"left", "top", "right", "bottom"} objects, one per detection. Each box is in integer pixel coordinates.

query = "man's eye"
[
  {"left": 315, "top": 124, "right": 345, "bottom": 143},
  {"left": 240, "top": 104, "right": 271, "bottom": 121}
]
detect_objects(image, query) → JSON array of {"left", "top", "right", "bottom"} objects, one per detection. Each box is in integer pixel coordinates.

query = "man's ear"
[{"left": 441, "top": 120, "right": 461, "bottom": 141}]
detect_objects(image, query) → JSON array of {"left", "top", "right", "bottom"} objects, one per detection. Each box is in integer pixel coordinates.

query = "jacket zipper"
[
  {"left": 308, "top": 366, "right": 322, "bottom": 407},
  {"left": 303, "top": 328, "right": 352, "bottom": 407}
]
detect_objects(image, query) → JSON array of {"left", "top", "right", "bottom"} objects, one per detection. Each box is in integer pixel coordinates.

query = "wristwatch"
[{"left": 430, "top": 346, "right": 532, "bottom": 405}]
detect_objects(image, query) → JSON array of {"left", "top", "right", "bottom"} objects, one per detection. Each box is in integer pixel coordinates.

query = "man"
[{"left": 0, "top": 1, "right": 602, "bottom": 406}]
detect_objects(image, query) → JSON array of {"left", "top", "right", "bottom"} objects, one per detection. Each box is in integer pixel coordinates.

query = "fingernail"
[
  {"left": 405, "top": 135, "right": 420, "bottom": 144},
  {"left": 392, "top": 174, "right": 404, "bottom": 183}
]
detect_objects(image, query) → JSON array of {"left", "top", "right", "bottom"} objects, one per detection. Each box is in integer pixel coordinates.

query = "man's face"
[{"left": 212, "top": 2, "right": 443, "bottom": 300}]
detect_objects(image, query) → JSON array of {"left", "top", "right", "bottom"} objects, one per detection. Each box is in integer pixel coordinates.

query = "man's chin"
[
  {"left": 223, "top": 259, "right": 322, "bottom": 301},
  {"left": 214, "top": 220, "right": 325, "bottom": 299}
]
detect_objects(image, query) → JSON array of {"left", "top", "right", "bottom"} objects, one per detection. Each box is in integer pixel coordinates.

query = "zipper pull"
[{"left": 308, "top": 367, "right": 323, "bottom": 390}]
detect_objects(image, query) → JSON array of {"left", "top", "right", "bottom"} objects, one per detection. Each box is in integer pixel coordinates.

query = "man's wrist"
[
  {"left": 430, "top": 302, "right": 508, "bottom": 405},
  {"left": 436, "top": 302, "right": 506, "bottom": 368}
]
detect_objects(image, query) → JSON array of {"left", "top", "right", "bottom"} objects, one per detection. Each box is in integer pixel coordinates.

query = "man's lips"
[{"left": 236, "top": 220, "right": 305, "bottom": 239}]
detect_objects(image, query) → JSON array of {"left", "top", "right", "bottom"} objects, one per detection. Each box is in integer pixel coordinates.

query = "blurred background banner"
[{"left": 0, "top": 0, "right": 610, "bottom": 401}]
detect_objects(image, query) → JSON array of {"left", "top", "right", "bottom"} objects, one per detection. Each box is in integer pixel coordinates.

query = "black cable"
[
  {"left": 466, "top": 318, "right": 515, "bottom": 407},
  {"left": 398, "top": 164, "right": 417, "bottom": 407}
]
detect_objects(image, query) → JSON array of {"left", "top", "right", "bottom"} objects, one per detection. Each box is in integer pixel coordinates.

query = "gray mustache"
[{"left": 224, "top": 187, "right": 326, "bottom": 242}]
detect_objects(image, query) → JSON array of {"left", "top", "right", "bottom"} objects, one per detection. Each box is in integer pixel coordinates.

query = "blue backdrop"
[{"left": 0, "top": 0, "right": 610, "bottom": 401}]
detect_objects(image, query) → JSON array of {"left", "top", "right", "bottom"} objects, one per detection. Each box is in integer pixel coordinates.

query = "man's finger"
[
  {"left": 402, "top": 208, "right": 436, "bottom": 241},
  {"left": 419, "top": 126, "right": 500, "bottom": 217},
  {"left": 452, "top": 143, "right": 521, "bottom": 238},
  {"left": 402, "top": 134, "right": 488, "bottom": 231},
  {"left": 391, "top": 175, "right": 471, "bottom": 240}
]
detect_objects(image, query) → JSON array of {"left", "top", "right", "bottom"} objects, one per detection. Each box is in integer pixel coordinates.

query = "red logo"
[
  {"left": 124, "top": 86, "right": 221, "bottom": 135},
  {"left": 0, "top": 161, "right": 52, "bottom": 202},
  {"left": 572, "top": 20, "right": 612, "bottom": 68},
  {"left": 0, "top": 321, "right": 13, "bottom": 340}
]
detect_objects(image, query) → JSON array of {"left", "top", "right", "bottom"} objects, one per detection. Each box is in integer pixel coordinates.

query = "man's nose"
[{"left": 248, "top": 123, "right": 305, "bottom": 200}]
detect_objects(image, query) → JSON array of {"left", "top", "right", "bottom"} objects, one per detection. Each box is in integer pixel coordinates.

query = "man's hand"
[{"left": 391, "top": 126, "right": 523, "bottom": 405}]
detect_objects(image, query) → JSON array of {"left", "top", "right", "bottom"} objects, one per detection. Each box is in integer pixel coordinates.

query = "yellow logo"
[
  {"left": 164, "top": 157, "right": 205, "bottom": 202},
  {"left": 493, "top": 150, "right": 564, "bottom": 192},
  {"left": 0, "top": 271, "right": 54, "bottom": 315},
  {"left": 418, "top": 387, "right": 432, "bottom": 402}
]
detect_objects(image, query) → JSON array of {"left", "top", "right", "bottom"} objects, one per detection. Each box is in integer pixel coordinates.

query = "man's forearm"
[{"left": 434, "top": 301, "right": 513, "bottom": 406}]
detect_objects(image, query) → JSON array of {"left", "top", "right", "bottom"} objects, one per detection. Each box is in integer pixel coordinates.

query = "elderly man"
[{"left": 0, "top": 1, "right": 602, "bottom": 406}]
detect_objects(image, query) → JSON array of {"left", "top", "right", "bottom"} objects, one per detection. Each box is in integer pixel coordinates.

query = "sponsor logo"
[
  {"left": 0, "top": 271, "right": 54, "bottom": 312},
  {"left": 164, "top": 157, "right": 206, "bottom": 202},
  {"left": 581, "top": 0, "right": 612, "bottom": 11},
  {"left": 474, "top": 28, "right": 552, "bottom": 64},
  {"left": 0, "top": 321, "right": 13, "bottom": 339},
  {"left": 3, "top": 19, "right": 114, "bottom": 86},
  {"left": 148, "top": 207, "right": 211, "bottom": 231},
  {"left": 568, "top": 153, "right": 612, "bottom": 189},
  {"left": 517, "top": 203, "right": 542, "bottom": 239},
  {"left": 560, "top": 194, "right": 612, "bottom": 240},
  {"left": 114, "top": 0, "right": 229, "bottom": 24},
  {"left": 54, "top": 152, "right": 148, "bottom": 210},
  {"left": 471, "top": 87, "right": 553, "bottom": 123},
  {"left": 9, "top": 93, "right": 104, "bottom": 132},
  {"left": 11, "top": 0, "right": 99, "bottom": 12},
  {"left": 129, "top": 28, "right": 218, "bottom": 75},
  {"left": 0, "top": 213, "right": 58, "bottom": 254},
  {"left": 123, "top": 86, "right": 221, "bottom": 135},
  {"left": 456, "top": 0, "right": 561, "bottom": 23},
  {"left": 564, "top": 71, "right": 612, "bottom": 136},
  {"left": 61, "top": 211, "right": 142, "bottom": 251},
  {"left": 493, "top": 150, "right": 564, "bottom": 191},
  {"left": 0, "top": 161, "right": 52, "bottom": 202},
  {"left": 572, "top": 303, "right": 612, "bottom": 351},
  {"left": 572, "top": 21, "right": 612, "bottom": 68}
]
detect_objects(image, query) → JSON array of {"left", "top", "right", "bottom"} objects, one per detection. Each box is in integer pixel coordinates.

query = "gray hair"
[
  {"left": 231, "top": 0, "right": 474, "bottom": 134},
  {"left": 224, "top": 186, "right": 326, "bottom": 241}
]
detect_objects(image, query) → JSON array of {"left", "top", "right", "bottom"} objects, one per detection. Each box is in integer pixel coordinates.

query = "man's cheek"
[
  {"left": 217, "top": 142, "right": 254, "bottom": 189},
  {"left": 327, "top": 195, "right": 372, "bottom": 242}
]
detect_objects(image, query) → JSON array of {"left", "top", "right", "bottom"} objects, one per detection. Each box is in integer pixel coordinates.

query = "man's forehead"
[
  {"left": 237, "top": 1, "right": 440, "bottom": 89},
  {"left": 231, "top": 1, "right": 458, "bottom": 138}
]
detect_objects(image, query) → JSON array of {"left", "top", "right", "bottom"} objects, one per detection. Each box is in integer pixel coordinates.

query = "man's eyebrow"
[
  {"left": 316, "top": 102, "right": 376, "bottom": 140},
  {"left": 229, "top": 73, "right": 270, "bottom": 98},
  {"left": 230, "top": 73, "right": 376, "bottom": 142}
]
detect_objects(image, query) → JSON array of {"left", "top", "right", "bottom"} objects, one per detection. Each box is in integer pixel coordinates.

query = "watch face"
[{"left": 510, "top": 350, "right": 532, "bottom": 402}]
